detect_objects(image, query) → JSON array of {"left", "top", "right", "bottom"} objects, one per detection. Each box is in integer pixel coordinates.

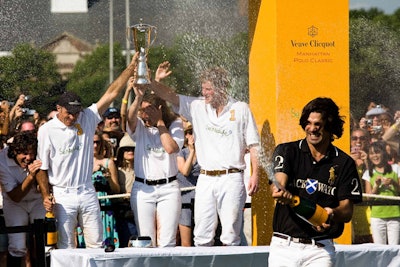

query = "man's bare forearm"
[
  {"left": 148, "top": 81, "right": 180, "bottom": 107},
  {"left": 36, "top": 169, "right": 51, "bottom": 199}
]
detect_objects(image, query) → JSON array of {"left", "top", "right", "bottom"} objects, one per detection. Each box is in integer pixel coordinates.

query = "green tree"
[
  {"left": 350, "top": 8, "right": 400, "bottom": 36},
  {"left": 0, "top": 43, "right": 62, "bottom": 115},
  {"left": 350, "top": 17, "right": 400, "bottom": 120},
  {"left": 66, "top": 43, "right": 125, "bottom": 107}
]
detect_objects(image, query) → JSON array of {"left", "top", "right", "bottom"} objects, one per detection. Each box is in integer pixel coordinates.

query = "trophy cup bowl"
[{"left": 127, "top": 20, "right": 157, "bottom": 84}]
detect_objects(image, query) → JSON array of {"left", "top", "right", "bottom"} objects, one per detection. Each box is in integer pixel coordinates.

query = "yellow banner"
[{"left": 249, "top": 0, "right": 351, "bottom": 245}]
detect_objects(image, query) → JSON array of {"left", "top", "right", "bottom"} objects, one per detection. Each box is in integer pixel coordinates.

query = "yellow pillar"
[{"left": 249, "top": 0, "right": 352, "bottom": 245}]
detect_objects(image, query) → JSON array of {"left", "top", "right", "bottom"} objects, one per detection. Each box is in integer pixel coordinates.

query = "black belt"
[
  {"left": 273, "top": 233, "right": 325, "bottom": 248},
  {"left": 135, "top": 176, "right": 176, "bottom": 186},
  {"left": 200, "top": 168, "right": 243, "bottom": 176}
]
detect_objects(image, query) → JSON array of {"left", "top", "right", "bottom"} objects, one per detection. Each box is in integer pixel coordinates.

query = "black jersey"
[{"left": 272, "top": 139, "right": 363, "bottom": 239}]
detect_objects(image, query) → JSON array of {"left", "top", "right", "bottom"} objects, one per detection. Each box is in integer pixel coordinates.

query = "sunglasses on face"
[
  {"left": 185, "top": 130, "right": 193, "bottom": 135},
  {"left": 123, "top": 147, "right": 135, "bottom": 152},
  {"left": 106, "top": 114, "right": 120, "bottom": 119},
  {"left": 94, "top": 140, "right": 101, "bottom": 145},
  {"left": 351, "top": 136, "right": 367, "bottom": 141}
]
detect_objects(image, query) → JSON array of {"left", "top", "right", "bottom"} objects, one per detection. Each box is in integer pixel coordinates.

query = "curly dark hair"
[
  {"left": 8, "top": 130, "right": 38, "bottom": 159},
  {"left": 299, "top": 97, "right": 345, "bottom": 140}
]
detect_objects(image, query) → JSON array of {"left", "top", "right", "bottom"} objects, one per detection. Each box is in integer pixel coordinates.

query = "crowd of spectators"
[{"left": 351, "top": 101, "right": 400, "bottom": 245}]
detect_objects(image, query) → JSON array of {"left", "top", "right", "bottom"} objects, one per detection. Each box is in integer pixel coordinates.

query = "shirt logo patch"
[
  {"left": 328, "top": 166, "right": 336, "bottom": 185},
  {"left": 306, "top": 179, "right": 318, "bottom": 194},
  {"left": 229, "top": 109, "right": 236, "bottom": 121},
  {"left": 75, "top": 123, "right": 83, "bottom": 135}
]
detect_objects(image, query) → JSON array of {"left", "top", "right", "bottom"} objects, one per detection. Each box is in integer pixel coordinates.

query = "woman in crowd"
[
  {"left": 115, "top": 133, "right": 138, "bottom": 247},
  {"left": 176, "top": 122, "right": 200, "bottom": 246},
  {"left": 77, "top": 131, "right": 120, "bottom": 248},
  {"left": 363, "top": 141, "right": 400, "bottom": 245}
]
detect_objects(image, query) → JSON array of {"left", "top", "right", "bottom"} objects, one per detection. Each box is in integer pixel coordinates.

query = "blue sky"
[{"left": 350, "top": 0, "right": 400, "bottom": 14}]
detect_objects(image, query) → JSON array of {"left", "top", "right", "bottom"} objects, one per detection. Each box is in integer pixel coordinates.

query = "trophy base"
[{"left": 136, "top": 77, "right": 151, "bottom": 85}]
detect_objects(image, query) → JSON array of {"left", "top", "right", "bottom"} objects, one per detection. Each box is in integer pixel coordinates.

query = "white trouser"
[
  {"left": 53, "top": 185, "right": 103, "bottom": 249},
  {"left": 3, "top": 196, "right": 45, "bottom": 257},
  {"left": 268, "top": 235, "right": 335, "bottom": 267},
  {"left": 370, "top": 217, "right": 400, "bottom": 245},
  {"left": 130, "top": 180, "right": 181, "bottom": 247},
  {"left": 193, "top": 172, "right": 246, "bottom": 246}
]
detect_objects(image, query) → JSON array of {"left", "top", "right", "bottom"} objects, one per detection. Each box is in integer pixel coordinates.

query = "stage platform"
[{"left": 50, "top": 244, "right": 400, "bottom": 267}]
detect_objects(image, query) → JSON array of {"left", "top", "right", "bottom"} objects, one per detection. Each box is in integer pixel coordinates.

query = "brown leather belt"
[
  {"left": 273, "top": 233, "right": 325, "bottom": 248},
  {"left": 135, "top": 176, "right": 176, "bottom": 186},
  {"left": 200, "top": 168, "right": 243, "bottom": 176}
]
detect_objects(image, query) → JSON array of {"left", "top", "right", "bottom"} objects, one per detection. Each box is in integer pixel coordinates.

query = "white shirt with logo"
[
  {"left": 37, "top": 104, "right": 101, "bottom": 188},
  {"left": 128, "top": 118, "right": 184, "bottom": 180},
  {"left": 177, "top": 95, "right": 260, "bottom": 170}
]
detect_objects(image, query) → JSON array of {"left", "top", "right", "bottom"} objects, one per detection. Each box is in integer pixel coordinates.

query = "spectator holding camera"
[
  {"left": 364, "top": 105, "right": 387, "bottom": 142},
  {"left": 363, "top": 105, "right": 400, "bottom": 162},
  {"left": 8, "top": 94, "right": 27, "bottom": 137}
]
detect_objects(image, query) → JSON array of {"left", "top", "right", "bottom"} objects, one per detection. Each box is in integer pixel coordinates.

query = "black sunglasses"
[{"left": 106, "top": 114, "right": 120, "bottom": 119}]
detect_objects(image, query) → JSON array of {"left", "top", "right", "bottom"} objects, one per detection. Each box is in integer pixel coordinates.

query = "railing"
[
  {"left": 0, "top": 216, "right": 49, "bottom": 267},
  {"left": 1, "top": 190, "right": 398, "bottom": 267}
]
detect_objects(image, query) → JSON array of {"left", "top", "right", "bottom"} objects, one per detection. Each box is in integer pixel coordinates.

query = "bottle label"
[
  {"left": 308, "top": 204, "right": 329, "bottom": 226},
  {"left": 290, "top": 195, "right": 329, "bottom": 227}
]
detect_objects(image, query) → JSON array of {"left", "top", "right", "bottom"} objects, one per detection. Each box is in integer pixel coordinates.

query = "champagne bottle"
[
  {"left": 289, "top": 195, "right": 329, "bottom": 227},
  {"left": 45, "top": 211, "right": 57, "bottom": 246}
]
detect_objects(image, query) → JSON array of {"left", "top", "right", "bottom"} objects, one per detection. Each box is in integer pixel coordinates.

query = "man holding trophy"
[{"left": 140, "top": 60, "right": 260, "bottom": 246}]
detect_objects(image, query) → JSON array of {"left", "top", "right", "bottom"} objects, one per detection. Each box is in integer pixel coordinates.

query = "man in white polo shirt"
[
  {"left": 149, "top": 64, "right": 260, "bottom": 246},
  {"left": 36, "top": 52, "right": 138, "bottom": 249}
]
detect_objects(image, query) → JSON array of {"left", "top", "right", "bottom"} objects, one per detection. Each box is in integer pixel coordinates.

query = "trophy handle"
[
  {"left": 126, "top": 24, "right": 157, "bottom": 53},
  {"left": 149, "top": 26, "right": 157, "bottom": 47}
]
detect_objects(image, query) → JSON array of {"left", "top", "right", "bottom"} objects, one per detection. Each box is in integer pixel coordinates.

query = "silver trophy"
[{"left": 127, "top": 20, "right": 157, "bottom": 84}]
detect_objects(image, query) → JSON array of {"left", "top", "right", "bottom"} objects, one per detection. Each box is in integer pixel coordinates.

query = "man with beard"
[
  {"left": 102, "top": 107, "right": 124, "bottom": 158},
  {"left": 269, "top": 97, "right": 363, "bottom": 267}
]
